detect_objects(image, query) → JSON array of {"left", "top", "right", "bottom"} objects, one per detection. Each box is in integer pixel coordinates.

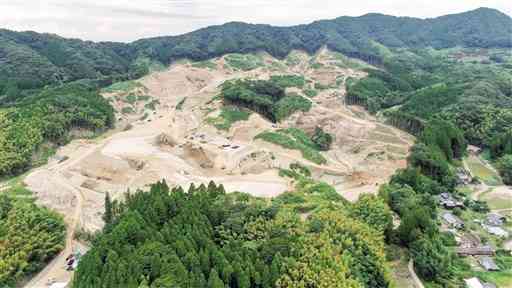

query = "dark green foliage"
[
  {"left": 490, "top": 130, "right": 512, "bottom": 159},
  {"left": 311, "top": 127, "right": 333, "bottom": 151},
  {"left": 272, "top": 94, "right": 312, "bottom": 121},
  {"left": 380, "top": 117, "right": 468, "bottom": 285},
  {"left": 2, "top": 8, "right": 511, "bottom": 93},
  {"left": 419, "top": 119, "right": 467, "bottom": 162},
  {"left": 410, "top": 236, "right": 455, "bottom": 283},
  {"left": 497, "top": 154, "right": 512, "bottom": 185},
  {"left": 220, "top": 79, "right": 311, "bottom": 122},
  {"left": 269, "top": 75, "right": 305, "bottom": 88},
  {"left": 0, "top": 195, "right": 66, "bottom": 286},
  {"left": 74, "top": 180, "right": 392, "bottom": 287}
]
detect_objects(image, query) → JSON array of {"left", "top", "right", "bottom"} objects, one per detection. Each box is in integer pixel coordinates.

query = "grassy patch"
[
  {"left": 303, "top": 88, "right": 318, "bottom": 98},
  {"left": 121, "top": 106, "right": 135, "bottom": 114},
  {"left": 270, "top": 75, "right": 306, "bottom": 88},
  {"left": 207, "top": 106, "right": 251, "bottom": 130},
  {"left": 466, "top": 155, "right": 502, "bottom": 186},
  {"left": 192, "top": 60, "right": 217, "bottom": 70},
  {"left": 310, "top": 62, "right": 324, "bottom": 69},
  {"left": 314, "top": 82, "right": 330, "bottom": 90},
  {"left": 225, "top": 54, "right": 263, "bottom": 71},
  {"left": 285, "top": 52, "right": 303, "bottom": 66},
  {"left": 255, "top": 129, "right": 326, "bottom": 164},
  {"left": 101, "top": 80, "right": 143, "bottom": 93},
  {"left": 479, "top": 189, "right": 512, "bottom": 211},
  {"left": 144, "top": 99, "right": 160, "bottom": 110},
  {"left": 137, "top": 95, "right": 151, "bottom": 102},
  {"left": 273, "top": 94, "right": 312, "bottom": 121},
  {"left": 124, "top": 93, "right": 138, "bottom": 104}
]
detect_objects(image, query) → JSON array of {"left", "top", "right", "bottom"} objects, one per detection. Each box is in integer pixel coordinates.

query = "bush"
[
  {"left": 311, "top": 127, "right": 333, "bottom": 151},
  {"left": 270, "top": 75, "right": 305, "bottom": 88},
  {"left": 255, "top": 129, "right": 326, "bottom": 164},
  {"left": 497, "top": 154, "right": 512, "bottom": 185}
]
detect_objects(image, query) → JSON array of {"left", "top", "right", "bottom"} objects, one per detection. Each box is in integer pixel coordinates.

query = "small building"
[
  {"left": 465, "top": 277, "right": 484, "bottom": 288},
  {"left": 457, "top": 245, "right": 495, "bottom": 256},
  {"left": 478, "top": 256, "right": 500, "bottom": 271},
  {"left": 485, "top": 213, "right": 506, "bottom": 227},
  {"left": 442, "top": 212, "right": 465, "bottom": 229},
  {"left": 438, "top": 193, "right": 464, "bottom": 209},
  {"left": 456, "top": 167, "right": 472, "bottom": 185},
  {"left": 483, "top": 225, "right": 510, "bottom": 238}
]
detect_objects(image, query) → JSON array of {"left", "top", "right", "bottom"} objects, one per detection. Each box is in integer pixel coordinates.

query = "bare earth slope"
[{"left": 22, "top": 49, "right": 413, "bottom": 287}]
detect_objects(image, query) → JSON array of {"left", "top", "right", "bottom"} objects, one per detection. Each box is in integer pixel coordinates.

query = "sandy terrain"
[{"left": 22, "top": 49, "right": 412, "bottom": 287}]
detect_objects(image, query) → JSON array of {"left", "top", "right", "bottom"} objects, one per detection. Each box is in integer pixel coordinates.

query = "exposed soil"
[{"left": 22, "top": 49, "right": 412, "bottom": 287}]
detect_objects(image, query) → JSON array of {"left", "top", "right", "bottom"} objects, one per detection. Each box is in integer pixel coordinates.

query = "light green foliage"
[
  {"left": 0, "top": 84, "right": 114, "bottom": 177},
  {"left": 303, "top": 88, "right": 318, "bottom": 98},
  {"left": 270, "top": 75, "right": 306, "bottom": 88},
  {"left": 255, "top": 129, "right": 326, "bottom": 164},
  {"left": 224, "top": 54, "right": 263, "bottom": 71},
  {"left": 207, "top": 106, "right": 250, "bottom": 130},
  {"left": 73, "top": 179, "right": 391, "bottom": 288},
  {"left": 273, "top": 93, "right": 312, "bottom": 121},
  {"left": 192, "top": 60, "right": 217, "bottom": 70},
  {"left": 101, "top": 80, "right": 143, "bottom": 93},
  {"left": 350, "top": 194, "right": 393, "bottom": 236},
  {"left": 0, "top": 195, "right": 66, "bottom": 287}
]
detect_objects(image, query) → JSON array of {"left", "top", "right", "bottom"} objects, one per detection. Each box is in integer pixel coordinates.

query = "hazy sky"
[{"left": 0, "top": 0, "right": 510, "bottom": 42}]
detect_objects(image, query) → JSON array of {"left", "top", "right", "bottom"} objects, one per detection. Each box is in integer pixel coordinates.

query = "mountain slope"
[{"left": 1, "top": 7, "right": 511, "bottom": 91}]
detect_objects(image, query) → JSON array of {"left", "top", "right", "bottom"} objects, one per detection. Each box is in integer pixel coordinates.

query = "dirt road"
[{"left": 22, "top": 50, "right": 412, "bottom": 287}]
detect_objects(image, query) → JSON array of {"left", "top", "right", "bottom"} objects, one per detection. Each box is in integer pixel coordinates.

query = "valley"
[{"left": 18, "top": 49, "right": 413, "bottom": 287}]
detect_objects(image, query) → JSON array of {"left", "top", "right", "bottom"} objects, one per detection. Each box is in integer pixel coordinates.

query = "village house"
[
  {"left": 478, "top": 256, "right": 500, "bottom": 271},
  {"left": 485, "top": 213, "right": 506, "bottom": 227},
  {"left": 442, "top": 211, "right": 465, "bottom": 229},
  {"left": 482, "top": 224, "right": 510, "bottom": 238},
  {"left": 438, "top": 193, "right": 464, "bottom": 209},
  {"left": 456, "top": 244, "right": 495, "bottom": 256}
]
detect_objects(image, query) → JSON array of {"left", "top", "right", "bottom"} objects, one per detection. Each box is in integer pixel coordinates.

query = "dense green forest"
[
  {"left": 1, "top": 8, "right": 510, "bottom": 94},
  {"left": 1, "top": 7, "right": 511, "bottom": 287},
  {"left": 0, "top": 194, "right": 66, "bottom": 286},
  {"left": 379, "top": 119, "right": 467, "bottom": 286},
  {"left": 220, "top": 79, "right": 312, "bottom": 122},
  {"left": 0, "top": 82, "right": 114, "bottom": 177},
  {"left": 73, "top": 174, "right": 393, "bottom": 287},
  {"left": 345, "top": 46, "right": 512, "bottom": 181}
]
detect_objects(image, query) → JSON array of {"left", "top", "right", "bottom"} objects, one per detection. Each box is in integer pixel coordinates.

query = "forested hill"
[{"left": 1, "top": 7, "right": 511, "bottom": 91}]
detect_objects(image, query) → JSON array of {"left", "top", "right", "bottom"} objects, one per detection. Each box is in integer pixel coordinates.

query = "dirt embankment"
[{"left": 22, "top": 50, "right": 412, "bottom": 287}]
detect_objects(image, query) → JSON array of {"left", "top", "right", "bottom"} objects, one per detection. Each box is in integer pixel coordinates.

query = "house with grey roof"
[
  {"left": 478, "top": 256, "right": 500, "bottom": 271},
  {"left": 442, "top": 212, "right": 464, "bottom": 229},
  {"left": 456, "top": 244, "right": 495, "bottom": 256},
  {"left": 438, "top": 193, "right": 464, "bottom": 209},
  {"left": 485, "top": 213, "right": 506, "bottom": 227},
  {"left": 483, "top": 224, "right": 510, "bottom": 238}
]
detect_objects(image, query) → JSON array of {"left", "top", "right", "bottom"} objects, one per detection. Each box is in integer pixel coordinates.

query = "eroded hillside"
[{"left": 22, "top": 49, "right": 414, "bottom": 288}]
